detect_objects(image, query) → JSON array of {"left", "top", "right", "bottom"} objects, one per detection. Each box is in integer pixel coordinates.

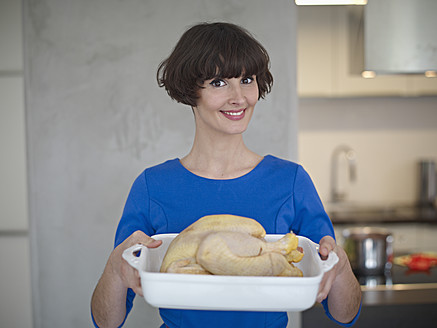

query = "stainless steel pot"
[{"left": 342, "top": 227, "right": 393, "bottom": 276}]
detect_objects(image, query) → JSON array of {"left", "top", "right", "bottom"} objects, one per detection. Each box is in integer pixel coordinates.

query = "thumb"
[
  {"left": 319, "top": 245, "right": 331, "bottom": 259},
  {"left": 319, "top": 236, "right": 335, "bottom": 259},
  {"left": 146, "top": 239, "right": 162, "bottom": 248}
]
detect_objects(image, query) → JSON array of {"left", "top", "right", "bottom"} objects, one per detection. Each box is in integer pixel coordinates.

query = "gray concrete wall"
[{"left": 23, "top": 0, "right": 298, "bottom": 327}]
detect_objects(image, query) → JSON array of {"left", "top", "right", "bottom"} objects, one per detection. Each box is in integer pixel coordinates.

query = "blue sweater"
[{"left": 103, "top": 155, "right": 355, "bottom": 327}]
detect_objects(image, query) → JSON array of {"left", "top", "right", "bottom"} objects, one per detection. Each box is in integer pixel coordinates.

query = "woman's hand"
[
  {"left": 316, "top": 235, "right": 362, "bottom": 323},
  {"left": 91, "top": 231, "right": 162, "bottom": 327},
  {"left": 109, "top": 231, "right": 162, "bottom": 296},
  {"left": 316, "top": 235, "right": 344, "bottom": 302}
]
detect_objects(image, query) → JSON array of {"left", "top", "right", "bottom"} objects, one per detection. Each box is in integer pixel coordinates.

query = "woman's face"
[{"left": 193, "top": 75, "right": 259, "bottom": 137}]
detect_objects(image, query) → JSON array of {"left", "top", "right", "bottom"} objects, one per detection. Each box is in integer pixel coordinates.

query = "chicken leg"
[{"left": 196, "top": 231, "right": 303, "bottom": 277}]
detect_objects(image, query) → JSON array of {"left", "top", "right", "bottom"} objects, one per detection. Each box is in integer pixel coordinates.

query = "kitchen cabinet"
[
  {"left": 303, "top": 303, "right": 437, "bottom": 328},
  {"left": 0, "top": 76, "right": 28, "bottom": 231},
  {"left": 0, "top": 2, "right": 32, "bottom": 328},
  {"left": 0, "top": 235, "right": 33, "bottom": 328},
  {"left": 408, "top": 75, "right": 437, "bottom": 96},
  {"left": 297, "top": 6, "right": 437, "bottom": 98},
  {"left": 297, "top": 5, "right": 335, "bottom": 97},
  {"left": 0, "top": 0, "right": 23, "bottom": 72},
  {"left": 1, "top": 0, "right": 28, "bottom": 232}
]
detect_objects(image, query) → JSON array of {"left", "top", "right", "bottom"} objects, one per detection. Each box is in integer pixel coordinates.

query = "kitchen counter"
[
  {"left": 328, "top": 205, "right": 437, "bottom": 225},
  {"left": 304, "top": 204, "right": 437, "bottom": 327},
  {"left": 361, "top": 283, "right": 437, "bottom": 305},
  {"left": 302, "top": 265, "right": 437, "bottom": 327},
  {"left": 358, "top": 264, "right": 437, "bottom": 306}
]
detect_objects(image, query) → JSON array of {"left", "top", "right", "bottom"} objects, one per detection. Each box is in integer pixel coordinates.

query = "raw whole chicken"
[{"left": 160, "top": 214, "right": 304, "bottom": 277}]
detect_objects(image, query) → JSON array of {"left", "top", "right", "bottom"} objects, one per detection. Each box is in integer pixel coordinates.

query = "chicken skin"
[{"left": 160, "top": 214, "right": 303, "bottom": 277}]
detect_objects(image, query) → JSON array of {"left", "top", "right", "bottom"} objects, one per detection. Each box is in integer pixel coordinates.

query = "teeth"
[{"left": 223, "top": 110, "right": 244, "bottom": 116}]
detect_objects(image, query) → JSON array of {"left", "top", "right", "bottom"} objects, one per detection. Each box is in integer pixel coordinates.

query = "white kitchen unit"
[
  {"left": 0, "top": 0, "right": 23, "bottom": 71},
  {"left": 297, "top": 6, "right": 437, "bottom": 98},
  {"left": 0, "top": 76, "right": 28, "bottom": 232},
  {"left": 0, "top": 235, "right": 33, "bottom": 328},
  {"left": 0, "top": 0, "right": 33, "bottom": 327}
]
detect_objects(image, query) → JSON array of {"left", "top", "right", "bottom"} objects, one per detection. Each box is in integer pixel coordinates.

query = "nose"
[{"left": 229, "top": 83, "right": 245, "bottom": 106}]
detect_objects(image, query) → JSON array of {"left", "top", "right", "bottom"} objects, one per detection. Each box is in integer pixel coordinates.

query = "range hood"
[{"left": 364, "top": 0, "right": 437, "bottom": 75}]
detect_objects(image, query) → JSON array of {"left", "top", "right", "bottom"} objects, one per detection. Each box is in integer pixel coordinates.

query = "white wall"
[
  {"left": 23, "top": 1, "right": 298, "bottom": 327},
  {"left": 0, "top": 0, "right": 33, "bottom": 327},
  {"left": 298, "top": 96, "right": 437, "bottom": 206}
]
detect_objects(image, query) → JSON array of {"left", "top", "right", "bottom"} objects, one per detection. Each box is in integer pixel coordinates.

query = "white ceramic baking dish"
[{"left": 122, "top": 234, "right": 338, "bottom": 312}]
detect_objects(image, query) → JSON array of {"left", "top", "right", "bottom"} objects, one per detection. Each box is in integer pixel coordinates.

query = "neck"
[{"left": 181, "top": 133, "right": 262, "bottom": 179}]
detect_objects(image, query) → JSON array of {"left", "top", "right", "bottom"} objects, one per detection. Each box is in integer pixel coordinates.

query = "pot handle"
[{"left": 122, "top": 243, "right": 146, "bottom": 271}]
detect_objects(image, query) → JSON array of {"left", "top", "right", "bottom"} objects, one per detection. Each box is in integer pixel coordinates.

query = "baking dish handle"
[
  {"left": 320, "top": 251, "right": 339, "bottom": 273},
  {"left": 122, "top": 243, "right": 146, "bottom": 271},
  {"left": 307, "top": 238, "right": 339, "bottom": 273}
]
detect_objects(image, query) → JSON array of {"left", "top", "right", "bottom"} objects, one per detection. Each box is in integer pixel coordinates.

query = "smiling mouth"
[{"left": 221, "top": 109, "right": 245, "bottom": 116}]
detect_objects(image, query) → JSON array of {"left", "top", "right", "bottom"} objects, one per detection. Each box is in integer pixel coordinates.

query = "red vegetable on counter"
[{"left": 394, "top": 253, "right": 437, "bottom": 271}]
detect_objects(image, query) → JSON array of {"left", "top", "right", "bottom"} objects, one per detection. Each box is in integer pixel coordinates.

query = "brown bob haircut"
[{"left": 157, "top": 22, "right": 273, "bottom": 107}]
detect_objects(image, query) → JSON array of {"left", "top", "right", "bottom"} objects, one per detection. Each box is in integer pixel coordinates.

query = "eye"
[
  {"left": 209, "top": 79, "right": 226, "bottom": 88},
  {"left": 241, "top": 76, "right": 255, "bottom": 84}
]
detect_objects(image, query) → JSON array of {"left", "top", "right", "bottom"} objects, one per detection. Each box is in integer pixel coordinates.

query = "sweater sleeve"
[
  {"left": 114, "top": 171, "right": 155, "bottom": 248},
  {"left": 291, "top": 165, "right": 335, "bottom": 243},
  {"left": 322, "top": 298, "right": 362, "bottom": 327},
  {"left": 292, "top": 166, "right": 362, "bottom": 327},
  {"left": 112, "top": 171, "right": 155, "bottom": 323}
]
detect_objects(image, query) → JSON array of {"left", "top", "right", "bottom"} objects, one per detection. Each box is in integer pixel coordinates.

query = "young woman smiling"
[
  {"left": 91, "top": 22, "right": 361, "bottom": 328},
  {"left": 182, "top": 74, "right": 261, "bottom": 180}
]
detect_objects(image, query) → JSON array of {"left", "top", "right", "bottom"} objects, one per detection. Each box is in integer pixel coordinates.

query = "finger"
[
  {"left": 123, "top": 266, "right": 143, "bottom": 296},
  {"left": 128, "top": 231, "right": 162, "bottom": 249},
  {"left": 146, "top": 239, "right": 162, "bottom": 248},
  {"left": 317, "top": 264, "right": 338, "bottom": 302},
  {"left": 131, "top": 281, "right": 143, "bottom": 297},
  {"left": 133, "top": 271, "right": 144, "bottom": 296},
  {"left": 319, "top": 245, "right": 331, "bottom": 259},
  {"left": 134, "top": 288, "right": 144, "bottom": 297},
  {"left": 316, "top": 271, "right": 330, "bottom": 301},
  {"left": 318, "top": 236, "right": 335, "bottom": 258},
  {"left": 131, "top": 278, "right": 143, "bottom": 296},
  {"left": 316, "top": 277, "right": 327, "bottom": 302},
  {"left": 316, "top": 283, "right": 329, "bottom": 302}
]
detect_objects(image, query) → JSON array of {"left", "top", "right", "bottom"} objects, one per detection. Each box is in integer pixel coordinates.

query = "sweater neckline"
[{"left": 175, "top": 155, "right": 273, "bottom": 182}]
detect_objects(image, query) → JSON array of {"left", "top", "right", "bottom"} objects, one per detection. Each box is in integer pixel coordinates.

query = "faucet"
[{"left": 330, "top": 145, "right": 357, "bottom": 203}]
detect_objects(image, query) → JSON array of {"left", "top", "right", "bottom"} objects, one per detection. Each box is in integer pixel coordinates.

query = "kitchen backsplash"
[{"left": 298, "top": 96, "right": 437, "bottom": 206}]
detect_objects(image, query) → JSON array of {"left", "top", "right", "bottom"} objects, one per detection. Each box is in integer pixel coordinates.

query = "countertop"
[
  {"left": 361, "top": 282, "right": 437, "bottom": 306},
  {"left": 358, "top": 264, "right": 437, "bottom": 306},
  {"left": 303, "top": 261, "right": 437, "bottom": 326},
  {"left": 324, "top": 203, "right": 437, "bottom": 305},
  {"left": 328, "top": 205, "right": 437, "bottom": 225}
]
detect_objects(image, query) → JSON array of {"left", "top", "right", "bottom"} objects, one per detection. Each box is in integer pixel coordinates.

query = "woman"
[{"left": 91, "top": 22, "right": 361, "bottom": 328}]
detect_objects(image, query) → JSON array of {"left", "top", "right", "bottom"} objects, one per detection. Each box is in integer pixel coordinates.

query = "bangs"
[
  {"left": 201, "top": 53, "right": 264, "bottom": 81},
  {"left": 195, "top": 28, "right": 269, "bottom": 82},
  {"left": 157, "top": 22, "right": 273, "bottom": 107}
]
